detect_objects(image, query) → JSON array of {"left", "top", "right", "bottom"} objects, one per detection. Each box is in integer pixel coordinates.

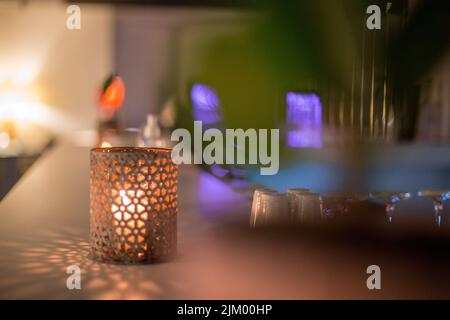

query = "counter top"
[
  {"left": 0, "top": 144, "right": 249, "bottom": 299},
  {"left": 1, "top": 144, "right": 450, "bottom": 299}
]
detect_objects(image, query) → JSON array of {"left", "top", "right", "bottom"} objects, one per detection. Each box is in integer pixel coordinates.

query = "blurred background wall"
[
  {"left": 0, "top": 0, "right": 113, "bottom": 141},
  {"left": 1, "top": 0, "right": 450, "bottom": 205},
  {"left": 114, "top": 7, "right": 247, "bottom": 128},
  {"left": 0, "top": 0, "right": 113, "bottom": 198},
  {"left": 1, "top": 0, "right": 450, "bottom": 144},
  {"left": 0, "top": 0, "right": 248, "bottom": 197},
  {"left": 0, "top": 0, "right": 247, "bottom": 135}
]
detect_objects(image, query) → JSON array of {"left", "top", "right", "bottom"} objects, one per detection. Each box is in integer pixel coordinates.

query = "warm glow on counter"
[{"left": 0, "top": 131, "right": 10, "bottom": 149}]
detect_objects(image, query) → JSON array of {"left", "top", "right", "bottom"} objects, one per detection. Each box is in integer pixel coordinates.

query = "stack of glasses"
[
  {"left": 250, "top": 189, "right": 450, "bottom": 228},
  {"left": 250, "top": 188, "right": 322, "bottom": 227}
]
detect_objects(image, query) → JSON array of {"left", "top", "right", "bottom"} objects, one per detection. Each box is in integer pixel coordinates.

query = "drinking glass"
[
  {"left": 417, "top": 190, "right": 450, "bottom": 227},
  {"left": 250, "top": 189, "right": 277, "bottom": 227},
  {"left": 287, "top": 188, "right": 310, "bottom": 219},
  {"left": 322, "top": 192, "right": 368, "bottom": 220},
  {"left": 291, "top": 192, "right": 322, "bottom": 223},
  {"left": 250, "top": 192, "right": 288, "bottom": 227},
  {"left": 369, "top": 192, "right": 411, "bottom": 224}
]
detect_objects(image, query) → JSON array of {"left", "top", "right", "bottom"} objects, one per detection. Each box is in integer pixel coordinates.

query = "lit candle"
[{"left": 90, "top": 147, "right": 177, "bottom": 264}]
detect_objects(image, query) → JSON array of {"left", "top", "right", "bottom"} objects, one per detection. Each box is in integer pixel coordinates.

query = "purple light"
[
  {"left": 210, "top": 164, "right": 229, "bottom": 178},
  {"left": 286, "top": 92, "right": 322, "bottom": 148},
  {"left": 197, "top": 170, "right": 245, "bottom": 218},
  {"left": 192, "top": 109, "right": 223, "bottom": 124},
  {"left": 229, "top": 166, "right": 247, "bottom": 178},
  {"left": 191, "top": 84, "right": 223, "bottom": 124}
]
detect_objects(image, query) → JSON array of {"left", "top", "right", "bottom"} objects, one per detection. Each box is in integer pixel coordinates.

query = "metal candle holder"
[{"left": 90, "top": 147, "right": 178, "bottom": 264}]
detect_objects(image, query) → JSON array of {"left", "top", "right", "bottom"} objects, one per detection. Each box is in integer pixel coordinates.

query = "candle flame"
[{"left": 119, "top": 189, "right": 131, "bottom": 206}]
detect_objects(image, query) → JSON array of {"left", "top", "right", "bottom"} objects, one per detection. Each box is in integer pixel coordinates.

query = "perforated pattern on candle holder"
[{"left": 90, "top": 148, "right": 178, "bottom": 264}]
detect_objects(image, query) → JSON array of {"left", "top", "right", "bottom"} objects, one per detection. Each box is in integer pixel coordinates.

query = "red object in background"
[{"left": 98, "top": 74, "right": 125, "bottom": 112}]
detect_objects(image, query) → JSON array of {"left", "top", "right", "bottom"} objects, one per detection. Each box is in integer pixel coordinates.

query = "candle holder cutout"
[{"left": 90, "top": 147, "right": 177, "bottom": 264}]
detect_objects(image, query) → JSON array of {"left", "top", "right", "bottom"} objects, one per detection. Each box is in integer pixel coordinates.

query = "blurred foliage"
[
  {"left": 176, "top": 0, "right": 450, "bottom": 142},
  {"left": 178, "top": 0, "right": 360, "bottom": 131}
]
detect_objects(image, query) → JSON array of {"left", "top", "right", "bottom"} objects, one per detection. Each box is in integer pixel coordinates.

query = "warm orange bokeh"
[{"left": 98, "top": 77, "right": 125, "bottom": 112}]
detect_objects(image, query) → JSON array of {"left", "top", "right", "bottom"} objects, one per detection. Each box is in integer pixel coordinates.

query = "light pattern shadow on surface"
[{"left": 0, "top": 226, "right": 184, "bottom": 299}]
